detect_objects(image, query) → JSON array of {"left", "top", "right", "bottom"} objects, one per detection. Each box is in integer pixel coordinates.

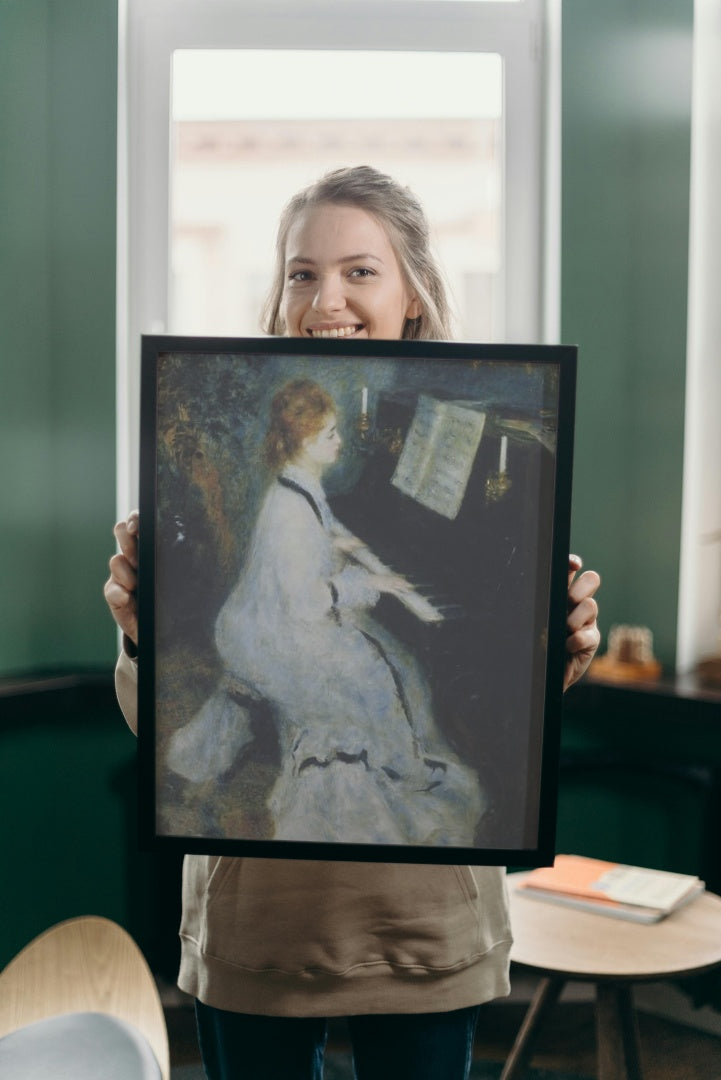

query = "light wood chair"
[{"left": 0, "top": 915, "right": 170, "bottom": 1079}]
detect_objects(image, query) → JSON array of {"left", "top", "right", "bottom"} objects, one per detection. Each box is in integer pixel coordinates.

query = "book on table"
[{"left": 516, "top": 854, "right": 705, "bottom": 923}]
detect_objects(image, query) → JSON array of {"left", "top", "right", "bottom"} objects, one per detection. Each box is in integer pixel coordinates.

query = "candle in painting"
[
  {"left": 499, "top": 435, "right": 508, "bottom": 475},
  {"left": 361, "top": 386, "right": 368, "bottom": 414}
]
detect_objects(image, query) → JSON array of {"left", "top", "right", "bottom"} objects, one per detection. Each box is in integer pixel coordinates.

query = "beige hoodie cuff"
[{"left": 115, "top": 648, "right": 139, "bottom": 735}]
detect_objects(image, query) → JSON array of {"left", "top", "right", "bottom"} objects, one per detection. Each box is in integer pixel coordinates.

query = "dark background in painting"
[{"left": 153, "top": 350, "right": 558, "bottom": 849}]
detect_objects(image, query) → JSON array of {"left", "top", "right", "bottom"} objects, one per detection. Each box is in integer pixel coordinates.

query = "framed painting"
[{"left": 137, "top": 336, "right": 576, "bottom": 865}]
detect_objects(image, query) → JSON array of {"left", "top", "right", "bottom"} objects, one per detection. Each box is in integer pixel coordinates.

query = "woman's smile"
[{"left": 306, "top": 323, "right": 364, "bottom": 339}]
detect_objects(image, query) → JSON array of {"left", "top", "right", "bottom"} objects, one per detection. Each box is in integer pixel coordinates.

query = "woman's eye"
[
  {"left": 288, "top": 269, "right": 313, "bottom": 283},
  {"left": 349, "top": 267, "right": 375, "bottom": 279}
]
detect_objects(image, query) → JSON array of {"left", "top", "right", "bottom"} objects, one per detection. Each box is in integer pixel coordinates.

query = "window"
[
  {"left": 117, "top": 0, "right": 556, "bottom": 509},
  {"left": 169, "top": 49, "right": 503, "bottom": 340}
]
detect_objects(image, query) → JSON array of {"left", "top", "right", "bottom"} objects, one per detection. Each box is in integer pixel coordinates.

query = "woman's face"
[
  {"left": 281, "top": 203, "right": 421, "bottom": 341},
  {"left": 299, "top": 413, "right": 342, "bottom": 471}
]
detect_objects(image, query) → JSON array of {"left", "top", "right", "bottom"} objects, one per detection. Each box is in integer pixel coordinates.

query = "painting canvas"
[{"left": 138, "top": 336, "right": 576, "bottom": 865}]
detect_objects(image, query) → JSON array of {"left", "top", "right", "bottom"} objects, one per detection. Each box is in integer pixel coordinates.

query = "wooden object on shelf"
[
  {"left": 590, "top": 624, "right": 662, "bottom": 683},
  {"left": 696, "top": 654, "right": 721, "bottom": 689}
]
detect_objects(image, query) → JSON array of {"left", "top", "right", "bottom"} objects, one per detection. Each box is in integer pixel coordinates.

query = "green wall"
[
  {"left": 563, "top": 0, "right": 693, "bottom": 669},
  {"left": 0, "top": 0, "right": 127, "bottom": 969},
  {"left": 0, "top": 0, "right": 118, "bottom": 676},
  {"left": 1, "top": 686, "right": 134, "bottom": 966}
]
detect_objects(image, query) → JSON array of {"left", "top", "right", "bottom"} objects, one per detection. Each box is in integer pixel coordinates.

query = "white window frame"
[
  {"left": 116, "top": 0, "right": 558, "bottom": 512},
  {"left": 676, "top": 0, "right": 721, "bottom": 674}
]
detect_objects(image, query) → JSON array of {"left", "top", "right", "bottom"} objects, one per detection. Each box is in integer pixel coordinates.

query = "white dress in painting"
[{"left": 213, "top": 463, "right": 484, "bottom": 847}]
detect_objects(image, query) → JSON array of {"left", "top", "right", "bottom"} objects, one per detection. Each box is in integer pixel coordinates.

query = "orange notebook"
[{"left": 517, "top": 855, "right": 703, "bottom": 923}]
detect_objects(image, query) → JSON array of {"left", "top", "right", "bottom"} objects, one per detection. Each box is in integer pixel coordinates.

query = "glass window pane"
[{"left": 170, "top": 49, "right": 503, "bottom": 341}]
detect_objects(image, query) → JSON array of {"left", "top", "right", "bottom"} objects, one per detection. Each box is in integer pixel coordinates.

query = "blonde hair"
[
  {"left": 264, "top": 379, "right": 336, "bottom": 471},
  {"left": 262, "top": 166, "right": 453, "bottom": 341}
]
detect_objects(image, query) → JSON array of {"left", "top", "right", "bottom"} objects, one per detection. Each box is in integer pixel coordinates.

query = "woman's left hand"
[{"left": 564, "top": 554, "right": 601, "bottom": 691}]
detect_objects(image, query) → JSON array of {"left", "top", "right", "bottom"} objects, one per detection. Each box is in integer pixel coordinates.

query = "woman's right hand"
[
  {"left": 369, "top": 572, "right": 412, "bottom": 596},
  {"left": 103, "top": 510, "right": 139, "bottom": 646}
]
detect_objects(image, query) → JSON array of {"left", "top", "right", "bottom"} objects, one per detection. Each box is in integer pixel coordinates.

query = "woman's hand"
[
  {"left": 333, "top": 534, "right": 366, "bottom": 555},
  {"left": 369, "top": 572, "right": 412, "bottom": 595},
  {"left": 564, "top": 554, "right": 601, "bottom": 691},
  {"left": 103, "top": 510, "right": 139, "bottom": 646}
]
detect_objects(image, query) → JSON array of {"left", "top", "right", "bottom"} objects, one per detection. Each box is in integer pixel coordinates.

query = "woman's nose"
[{"left": 312, "top": 274, "right": 345, "bottom": 314}]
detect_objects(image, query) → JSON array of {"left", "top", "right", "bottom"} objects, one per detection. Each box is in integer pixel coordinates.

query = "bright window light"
[
  {"left": 173, "top": 50, "right": 502, "bottom": 121},
  {"left": 170, "top": 50, "right": 503, "bottom": 342}
]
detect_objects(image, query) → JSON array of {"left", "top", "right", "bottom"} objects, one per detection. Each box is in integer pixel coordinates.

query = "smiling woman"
[
  {"left": 107, "top": 159, "right": 598, "bottom": 1080},
  {"left": 282, "top": 205, "right": 421, "bottom": 340},
  {"left": 263, "top": 166, "right": 450, "bottom": 341}
]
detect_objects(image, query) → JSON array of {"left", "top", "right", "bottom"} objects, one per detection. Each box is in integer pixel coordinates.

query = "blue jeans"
[{"left": 195, "top": 1000, "right": 481, "bottom": 1080}]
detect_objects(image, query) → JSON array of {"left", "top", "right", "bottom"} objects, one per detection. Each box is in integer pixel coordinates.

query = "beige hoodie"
[{"left": 116, "top": 651, "right": 512, "bottom": 1016}]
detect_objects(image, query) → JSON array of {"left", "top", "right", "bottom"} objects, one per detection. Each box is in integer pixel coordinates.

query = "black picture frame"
[{"left": 138, "top": 335, "right": 576, "bottom": 865}]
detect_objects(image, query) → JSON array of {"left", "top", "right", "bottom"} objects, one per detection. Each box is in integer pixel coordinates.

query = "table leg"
[
  {"left": 596, "top": 982, "right": 643, "bottom": 1080},
  {"left": 500, "top": 976, "right": 565, "bottom": 1080}
]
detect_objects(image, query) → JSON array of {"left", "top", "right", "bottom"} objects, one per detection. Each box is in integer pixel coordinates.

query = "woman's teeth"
[{"left": 310, "top": 325, "right": 360, "bottom": 338}]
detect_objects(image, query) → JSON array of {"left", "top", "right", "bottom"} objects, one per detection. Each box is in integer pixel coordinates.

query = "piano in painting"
[{"left": 329, "top": 389, "right": 558, "bottom": 848}]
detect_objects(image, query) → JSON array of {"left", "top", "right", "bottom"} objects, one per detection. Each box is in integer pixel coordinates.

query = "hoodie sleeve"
[{"left": 115, "top": 646, "right": 139, "bottom": 736}]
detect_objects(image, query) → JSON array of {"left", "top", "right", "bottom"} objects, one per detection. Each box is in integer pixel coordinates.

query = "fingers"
[
  {"left": 567, "top": 553, "right": 583, "bottom": 587},
  {"left": 103, "top": 575, "right": 139, "bottom": 644},
  {"left": 566, "top": 590, "right": 599, "bottom": 636},
  {"left": 568, "top": 567, "right": 601, "bottom": 609},
  {"left": 104, "top": 511, "right": 140, "bottom": 645},
  {"left": 108, "top": 549, "right": 137, "bottom": 590},
  {"left": 565, "top": 558, "right": 601, "bottom": 685},
  {"left": 565, "top": 621, "right": 601, "bottom": 658},
  {"left": 334, "top": 535, "right": 365, "bottom": 554},
  {"left": 113, "top": 510, "right": 139, "bottom": 568},
  {"left": 373, "top": 573, "right": 411, "bottom": 594}
]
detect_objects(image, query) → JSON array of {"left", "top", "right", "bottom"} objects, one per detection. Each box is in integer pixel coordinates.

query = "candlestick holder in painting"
[
  {"left": 485, "top": 468, "right": 512, "bottom": 503},
  {"left": 356, "top": 409, "right": 404, "bottom": 457},
  {"left": 485, "top": 434, "right": 512, "bottom": 502}
]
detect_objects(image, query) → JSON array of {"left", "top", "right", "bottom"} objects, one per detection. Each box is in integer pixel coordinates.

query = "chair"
[{"left": 0, "top": 915, "right": 170, "bottom": 1079}]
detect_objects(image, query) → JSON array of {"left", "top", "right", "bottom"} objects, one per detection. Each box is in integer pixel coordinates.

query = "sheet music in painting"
[{"left": 391, "top": 394, "right": 487, "bottom": 520}]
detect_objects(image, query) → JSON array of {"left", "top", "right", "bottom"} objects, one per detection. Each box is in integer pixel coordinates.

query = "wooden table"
[{"left": 503, "top": 873, "right": 721, "bottom": 1080}]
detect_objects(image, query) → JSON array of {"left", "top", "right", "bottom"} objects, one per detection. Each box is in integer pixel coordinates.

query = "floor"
[
  {"left": 164, "top": 981, "right": 721, "bottom": 1079},
  {"left": 473, "top": 999, "right": 721, "bottom": 1079}
]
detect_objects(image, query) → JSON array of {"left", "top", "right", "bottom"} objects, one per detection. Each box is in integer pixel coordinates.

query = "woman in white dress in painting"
[{"left": 214, "top": 376, "right": 484, "bottom": 847}]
